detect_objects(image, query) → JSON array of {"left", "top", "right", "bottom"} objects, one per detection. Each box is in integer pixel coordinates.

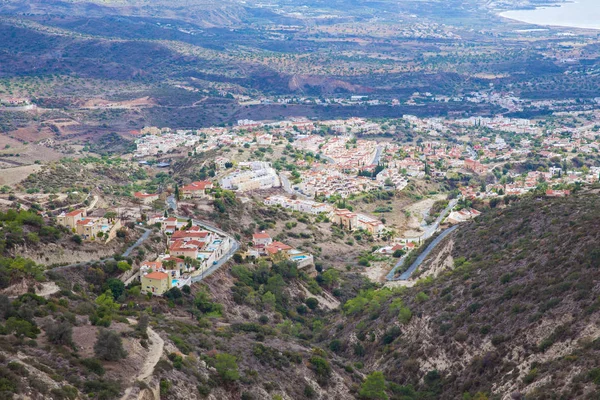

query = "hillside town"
[{"left": 41, "top": 111, "right": 599, "bottom": 295}]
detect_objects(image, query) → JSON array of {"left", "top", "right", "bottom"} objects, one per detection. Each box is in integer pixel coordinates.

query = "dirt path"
[
  {"left": 120, "top": 318, "right": 164, "bottom": 400},
  {"left": 36, "top": 281, "right": 60, "bottom": 298},
  {"left": 4, "top": 281, "right": 60, "bottom": 299}
]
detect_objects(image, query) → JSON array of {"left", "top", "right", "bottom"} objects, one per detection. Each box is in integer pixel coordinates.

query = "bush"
[
  {"left": 136, "top": 313, "right": 149, "bottom": 334},
  {"left": 84, "top": 380, "right": 121, "bottom": 399},
  {"left": 5, "top": 317, "right": 39, "bottom": 339},
  {"left": 309, "top": 356, "right": 331, "bottom": 380},
  {"left": 382, "top": 326, "right": 401, "bottom": 345},
  {"left": 415, "top": 292, "right": 429, "bottom": 303},
  {"left": 306, "top": 298, "right": 319, "bottom": 310},
  {"left": 94, "top": 329, "right": 127, "bottom": 361},
  {"left": 117, "top": 261, "right": 131, "bottom": 272},
  {"left": 45, "top": 321, "right": 73, "bottom": 346},
  {"left": 304, "top": 384, "right": 316, "bottom": 398},
  {"left": 329, "top": 339, "right": 342, "bottom": 353},
  {"left": 393, "top": 249, "right": 405, "bottom": 258},
  {"left": 398, "top": 307, "right": 412, "bottom": 324},
  {"left": 359, "top": 371, "right": 388, "bottom": 399},
  {"left": 215, "top": 353, "right": 239, "bottom": 383},
  {"left": 50, "top": 385, "right": 78, "bottom": 400},
  {"left": 81, "top": 358, "right": 105, "bottom": 376}
]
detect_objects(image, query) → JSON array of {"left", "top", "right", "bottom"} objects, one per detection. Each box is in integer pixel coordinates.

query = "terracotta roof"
[
  {"left": 142, "top": 261, "right": 162, "bottom": 269},
  {"left": 172, "top": 231, "right": 209, "bottom": 240},
  {"left": 66, "top": 209, "right": 85, "bottom": 217},
  {"left": 76, "top": 218, "right": 94, "bottom": 225},
  {"left": 265, "top": 241, "right": 293, "bottom": 254},
  {"left": 144, "top": 272, "right": 169, "bottom": 280},
  {"left": 253, "top": 232, "right": 271, "bottom": 239},
  {"left": 182, "top": 181, "right": 213, "bottom": 191},
  {"left": 134, "top": 192, "right": 158, "bottom": 198}
]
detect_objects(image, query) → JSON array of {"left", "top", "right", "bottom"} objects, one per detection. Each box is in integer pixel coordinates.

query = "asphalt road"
[
  {"left": 388, "top": 225, "right": 459, "bottom": 281},
  {"left": 168, "top": 195, "right": 241, "bottom": 282},
  {"left": 387, "top": 198, "right": 458, "bottom": 281}
]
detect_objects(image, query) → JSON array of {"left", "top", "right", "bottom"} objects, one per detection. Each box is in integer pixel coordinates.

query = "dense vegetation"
[{"left": 0, "top": 209, "right": 62, "bottom": 288}]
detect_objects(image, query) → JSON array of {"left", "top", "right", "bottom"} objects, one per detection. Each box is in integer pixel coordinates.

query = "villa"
[
  {"left": 134, "top": 192, "right": 159, "bottom": 205},
  {"left": 141, "top": 271, "right": 172, "bottom": 296},
  {"left": 181, "top": 181, "right": 214, "bottom": 199},
  {"left": 56, "top": 209, "right": 122, "bottom": 242}
]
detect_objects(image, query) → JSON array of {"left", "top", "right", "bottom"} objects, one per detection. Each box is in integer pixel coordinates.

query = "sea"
[{"left": 500, "top": 0, "right": 600, "bottom": 30}]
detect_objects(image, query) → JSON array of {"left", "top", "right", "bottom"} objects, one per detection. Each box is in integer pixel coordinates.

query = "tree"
[
  {"left": 309, "top": 356, "right": 331, "bottom": 380},
  {"left": 214, "top": 353, "right": 239, "bottom": 383},
  {"left": 261, "top": 291, "right": 276, "bottom": 310},
  {"left": 94, "top": 290, "right": 120, "bottom": 325},
  {"left": 5, "top": 317, "right": 39, "bottom": 339},
  {"left": 392, "top": 249, "right": 405, "bottom": 258},
  {"left": 359, "top": 371, "right": 388, "bottom": 399},
  {"left": 94, "top": 329, "right": 127, "bottom": 361},
  {"left": 305, "top": 297, "right": 319, "bottom": 310},
  {"left": 45, "top": 320, "right": 73, "bottom": 345},
  {"left": 105, "top": 278, "right": 125, "bottom": 300},
  {"left": 321, "top": 269, "right": 339, "bottom": 288},
  {"left": 117, "top": 261, "right": 131, "bottom": 272}
]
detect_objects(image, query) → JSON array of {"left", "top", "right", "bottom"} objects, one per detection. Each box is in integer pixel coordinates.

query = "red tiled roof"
[
  {"left": 253, "top": 232, "right": 271, "bottom": 239},
  {"left": 144, "top": 272, "right": 169, "bottom": 280},
  {"left": 66, "top": 209, "right": 85, "bottom": 217},
  {"left": 265, "top": 241, "right": 293, "bottom": 254},
  {"left": 182, "top": 181, "right": 213, "bottom": 191},
  {"left": 172, "top": 231, "right": 209, "bottom": 240},
  {"left": 142, "top": 261, "right": 162, "bottom": 269},
  {"left": 134, "top": 192, "right": 158, "bottom": 198}
]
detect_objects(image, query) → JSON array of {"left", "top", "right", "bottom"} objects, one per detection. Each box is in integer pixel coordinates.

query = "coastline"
[{"left": 497, "top": 0, "right": 600, "bottom": 31}]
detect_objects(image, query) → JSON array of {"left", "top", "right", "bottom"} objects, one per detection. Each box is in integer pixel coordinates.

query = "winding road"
[
  {"left": 386, "top": 198, "right": 459, "bottom": 281},
  {"left": 168, "top": 195, "right": 240, "bottom": 282},
  {"left": 387, "top": 225, "right": 459, "bottom": 281}
]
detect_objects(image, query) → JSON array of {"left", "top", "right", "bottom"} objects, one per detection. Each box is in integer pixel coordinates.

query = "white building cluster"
[
  {"left": 264, "top": 195, "right": 333, "bottom": 214},
  {"left": 220, "top": 161, "right": 280, "bottom": 192}
]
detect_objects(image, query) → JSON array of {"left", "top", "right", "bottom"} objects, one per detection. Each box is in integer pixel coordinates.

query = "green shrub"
[{"left": 81, "top": 358, "right": 105, "bottom": 376}]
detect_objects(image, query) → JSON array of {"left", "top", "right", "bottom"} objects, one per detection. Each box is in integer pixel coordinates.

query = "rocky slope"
[{"left": 323, "top": 190, "right": 600, "bottom": 399}]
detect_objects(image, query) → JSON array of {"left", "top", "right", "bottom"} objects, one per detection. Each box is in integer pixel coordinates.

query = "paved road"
[
  {"left": 190, "top": 238, "right": 239, "bottom": 283},
  {"left": 167, "top": 195, "right": 177, "bottom": 211},
  {"left": 386, "top": 199, "right": 458, "bottom": 281},
  {"left": 402, "top": 198, "right": 457, "bottom": 242},
  {"left": 278, "top": 173, "right": 310, "bottom": 199},
  {"left": 168, "top": 195, "right": 241, "bottom": 282},
  {"left": 372, "top": 145, "right": 383, "bottom": 165},
  {"left": 466, "top": 145, "right": 478, "bottom": 160},
  {"left": 387, "top": 225, "right": 459, "bottom": 281}
]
